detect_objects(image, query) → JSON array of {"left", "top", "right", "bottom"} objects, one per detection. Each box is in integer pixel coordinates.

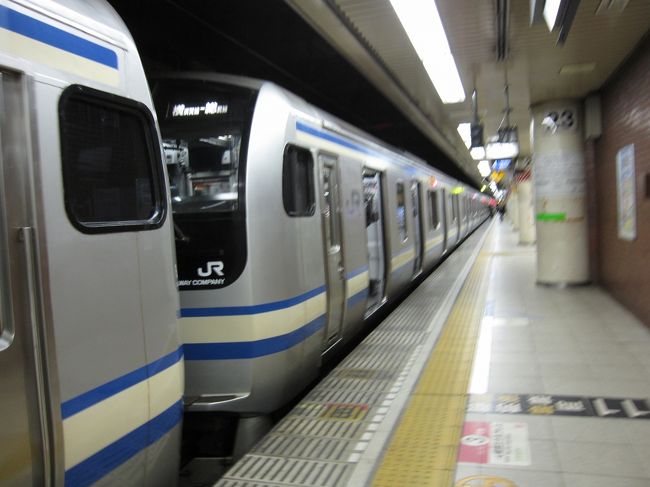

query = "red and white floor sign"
[{"left": 458, "top": 421, "right": 530, "bottom": 466}]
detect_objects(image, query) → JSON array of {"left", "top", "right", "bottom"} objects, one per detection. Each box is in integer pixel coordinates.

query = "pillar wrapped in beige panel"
[
  {"left": 517, "top": 174, "right": 536, "bottom": 244},
  {"left": 531, "top": 100, "right": 589, "bottom": 285},
  {"left": 508, "top": 183, "right": 519, "bottom": 230}
]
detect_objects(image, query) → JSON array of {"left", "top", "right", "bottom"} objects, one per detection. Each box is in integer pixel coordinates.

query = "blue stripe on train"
[
  {"left": 346, "top": 265, "right": 369, "bottom": 280},
  {"left": 347, "top": 288, "right": 369, "bottom": 309},
  {"left": 296, "top": 121, "right": 418, "bottom": 175},
  {"left": 64, "top": 400, "right": 183, "bottom": 487},
  {"left": 60, "top": 347, "right": 183, "bottom": 419},
  {"left": 0, "top": 5, "right": 118, "bottom": 68},
  {"left": 180, "top": 285, "right": 326, "bottom": 317},
  {"left": 184, "top": 314, "right": 326, "bottom": 360}
]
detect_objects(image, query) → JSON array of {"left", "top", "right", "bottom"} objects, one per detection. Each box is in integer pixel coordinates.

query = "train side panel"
[
  {"left": 158, "top": 73, "right": 493, "bottom": 420},
  {"left": 0, "top": 1, "right": 182, "bottom": 485}
]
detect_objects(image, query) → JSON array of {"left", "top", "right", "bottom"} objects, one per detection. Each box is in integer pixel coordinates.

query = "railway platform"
[{"left": 216, "top": 218, "right": 650, "bottom": 487}]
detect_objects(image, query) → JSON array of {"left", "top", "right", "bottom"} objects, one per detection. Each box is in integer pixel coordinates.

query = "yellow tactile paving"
[{"left": 372, "top": 244, "right": 492, "bottom": 487}]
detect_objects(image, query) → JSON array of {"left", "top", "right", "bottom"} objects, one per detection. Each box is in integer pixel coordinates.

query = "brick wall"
[{"left": 594, "top": 33, "right": 650, "bottom": 327}]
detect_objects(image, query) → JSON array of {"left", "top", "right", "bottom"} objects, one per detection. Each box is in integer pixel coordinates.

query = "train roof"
[
  {"left": 12, "top": 0, "right": 135, "bottom": 48},
  {"left": 154, "top": 72, "right": 474, "bottom": 189}
]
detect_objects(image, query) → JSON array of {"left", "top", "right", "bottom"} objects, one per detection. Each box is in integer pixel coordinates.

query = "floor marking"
[
  {"left": 319, "top": 403, "right": 369, "bottom": 421},
  {"left": 371, "top": 233, "right": 494, "bottom": 486},
  {"left": 458, "top": 421, "right": 531, "bottom": 466},
  {"left": 455, "top": 475, "right": 518, "bottom": 487},
  {"left": 468, "top": 393, "right": 650, "bottom": 419}
]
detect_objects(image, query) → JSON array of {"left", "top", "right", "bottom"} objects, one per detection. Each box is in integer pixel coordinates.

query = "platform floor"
[
  {"left": 451, "top": 220, "right": 650, "bottom": 487},
  {"left": 216, "top": 219, "right": 650, "bottom": 487}
]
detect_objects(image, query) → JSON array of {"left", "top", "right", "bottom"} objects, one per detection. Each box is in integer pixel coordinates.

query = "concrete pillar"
[
  {"left": 531, "top": 100, "right": 589, "bottom": 285},
  {"left": 517, "top": 174, "right": 536, "bottom": 244},
  {"left": 509, "top": 183, "right": 519, "bottom": 230}
]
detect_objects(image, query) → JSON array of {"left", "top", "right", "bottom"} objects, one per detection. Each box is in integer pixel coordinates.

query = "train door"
[
  {"left": 319, "top": 155, "right": 345, "bottom": 345},
  {"left": 0, "top": 71, "right": 51, "bottom": 486},
  {"left": 451, "top": 194, "right": 461, "bottom": 244},
  {"left": 441, "top": 188, "right": 449, "bottom": 253},
  {"left": 362, "top": 169, "right": 386, "bottom": 311},
  {"left": 410, "top": 180, "right": 423, "bottom": 276}
]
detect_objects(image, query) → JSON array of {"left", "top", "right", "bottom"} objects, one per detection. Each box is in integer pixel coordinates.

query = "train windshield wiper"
[{"left": 174, "top": 222, "right": 190, "bottom": 243}]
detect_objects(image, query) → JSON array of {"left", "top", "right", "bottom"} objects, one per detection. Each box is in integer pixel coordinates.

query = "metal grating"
[
  {"left": 303, "top": 389, "right": 385, "bottom": 406},
  {"left": 224, "top": 456, "right": 349, "bottom": 487},
  {"left": 362, "top": 330, "right": 425, "bottom": 347},
  {"left": 254, "top": 435, "right": 351, "bottom": 461},
  {"left": 273, "top": 417, "right": 367, "bottom": 440},
  {"left": 315, "top": 376, "right": 392, "bottom": 393}
]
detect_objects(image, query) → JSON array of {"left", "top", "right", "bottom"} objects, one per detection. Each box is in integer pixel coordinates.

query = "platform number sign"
[{"left": 543, "top": 109, "right": 576, "bottom": 132}]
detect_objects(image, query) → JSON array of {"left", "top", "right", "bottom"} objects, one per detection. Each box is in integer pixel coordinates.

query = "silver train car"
[
  {"left": 152, "top": 73, "right": 492, "bottom": 416},
  {"left": 0, "top": 1, "right": 182, "bottom": 485}
]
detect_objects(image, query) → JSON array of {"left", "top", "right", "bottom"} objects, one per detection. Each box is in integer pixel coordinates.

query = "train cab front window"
[
  {"left": 163, "top": 135, "right": 241, "bottom": 212},
  {"left": 153, "top": 80, "right": 257, "bottom": 215}
]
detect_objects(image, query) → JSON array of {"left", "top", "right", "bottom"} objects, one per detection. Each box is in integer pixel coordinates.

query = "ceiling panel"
[{"left": 321, "top": 0, "right": 650, "bottom": 162}]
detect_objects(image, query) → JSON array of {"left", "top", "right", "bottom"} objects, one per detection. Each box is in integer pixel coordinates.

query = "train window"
[
  {"left": 396, "top": 182, "right": 407, "bottom": 242},
  {"left": 59, "top": 85, "right": 165, "bottom": 233},
  {"left": 283, "top": 145, "right": 315, "bottom": 217},
  {"left": 428, "top": 190, "right": 440, "bottom": 230}
]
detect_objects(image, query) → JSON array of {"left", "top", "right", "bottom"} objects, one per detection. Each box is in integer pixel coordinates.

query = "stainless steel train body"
[
  {"left": 153, "top": 73, "right": 491, "bottom": 415},
  {"left": 0, "top": 1, "right": 182, "bottom": 485}
]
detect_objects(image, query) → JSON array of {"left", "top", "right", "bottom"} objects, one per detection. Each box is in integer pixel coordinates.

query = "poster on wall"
[{"left": 616, "top": 144, "right": 636, "bottom": 241}]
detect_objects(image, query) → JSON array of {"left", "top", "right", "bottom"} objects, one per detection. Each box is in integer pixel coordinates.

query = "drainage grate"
[
  {"left": 222, "top": 455, "right": 350, "bottom": 487},
  {"left": 254, "top": 435, "right": 351, "bottom": 461},
  {"left": 303, "top": 389, "right": 385, "bottom": 406},
  {"left": 273, "top": 417, "right": 367, "bottom": 440}
]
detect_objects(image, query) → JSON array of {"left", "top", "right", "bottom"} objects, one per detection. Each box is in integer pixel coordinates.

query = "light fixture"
[
  {"left": 389, "top": 0, "right": 465, "bottom": 103},
  {"left": 559, "top": 62, "right": 596, "bottom": 75},
  {"left": 486, "top": 132, "right": 519, "bottom": 159},
  {"left": 477, "top": 160, "right": 492, "bottom": 178},
  {"left": 543, "top": 0, "right": 562, "bottom": 30},
  {"left": 542, "top": 0, "right": 581, "bottom": 44},
  {"left": 486, "top": 142, "right": 519, "bottom": 159},
  {"left": 457, "top": 122, "right": 472, "bottom": 148},
  {"left": 470, "top": 146, "right": 486, "bottom": 160},
  {"left": 496, "top": 0, "right": 509, "bottom": 61}
]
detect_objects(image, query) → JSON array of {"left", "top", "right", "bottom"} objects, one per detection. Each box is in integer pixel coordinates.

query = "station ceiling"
[{"left": 108, "top": 0, "right": 650, "bottom": 187}]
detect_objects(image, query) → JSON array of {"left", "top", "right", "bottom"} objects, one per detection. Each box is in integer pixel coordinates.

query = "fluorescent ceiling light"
[
  {"left": 477, "top": 160, "right": 491, "bottom": 178},
  {"left": 457, "top": 123, "right": 471, "bottom": 148},
  {"left": 470, "top": 146, "right": 486, "bottom": 160},
  {"left": 486, "top": 141, "right": 519, "bottom": 159},
  {"left": 559, "top": 62, "right": 596, "bottom": 75},
  {"left": 543, "top": 0, "right": 562, "bottom": 30},
  {"left": 390, "top": 0, "right": 466, "bottom": 103}
]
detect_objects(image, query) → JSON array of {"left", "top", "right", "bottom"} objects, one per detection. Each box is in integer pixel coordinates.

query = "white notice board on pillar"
[{"left": 616, "top": 144, "right": 636, "bottom": 241}]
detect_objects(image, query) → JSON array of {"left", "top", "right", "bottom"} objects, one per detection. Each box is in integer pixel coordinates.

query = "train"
[
  {"left": 0, "top": 1, "right": 492, "bottom": 484},
  {"left": 0, "top": 0, "right": 182, "bottom": 485},
  {"left": 151, "top": 73, "right": 492, "bottom": 421}
]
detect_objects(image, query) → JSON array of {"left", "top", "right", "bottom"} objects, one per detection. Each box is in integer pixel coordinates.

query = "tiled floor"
[{"left": 455, "top": 219, "right": 650, "bottom": 486}]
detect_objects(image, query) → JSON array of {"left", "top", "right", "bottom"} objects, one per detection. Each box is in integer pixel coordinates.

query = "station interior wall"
[{"left": 592, "top": 32, "right": 650, "bottom": 327}]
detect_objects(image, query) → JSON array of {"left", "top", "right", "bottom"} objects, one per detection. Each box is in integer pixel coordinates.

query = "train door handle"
[
  {"left": 337, "top": 265, "right": 345, "bottom": 278},
  {"left": 18, "top": 226, "right": 53, "bottom": 486}
]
